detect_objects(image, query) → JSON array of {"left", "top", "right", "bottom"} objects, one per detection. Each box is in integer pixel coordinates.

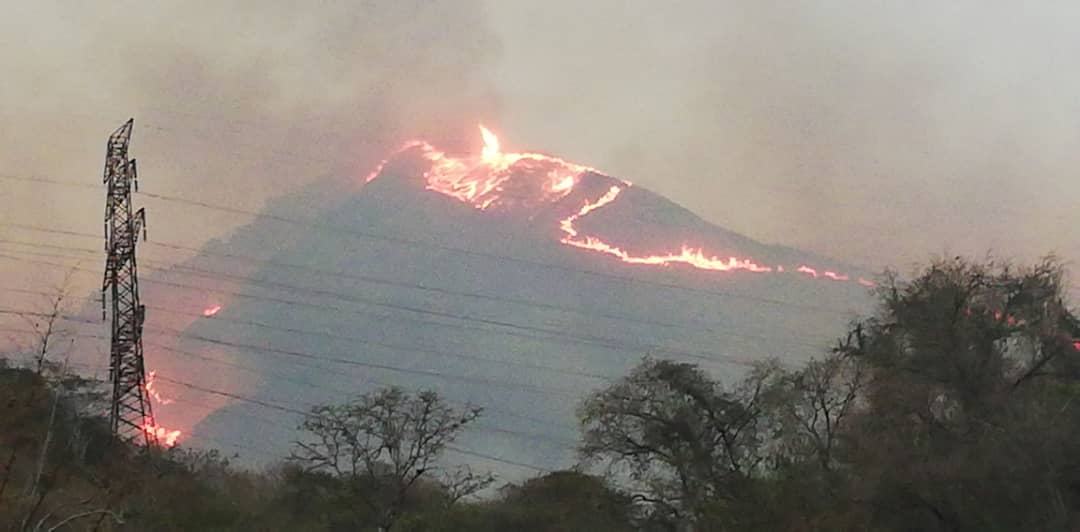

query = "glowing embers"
[{"left": 202, "top": 304, "right": 222, "bottom": 317}]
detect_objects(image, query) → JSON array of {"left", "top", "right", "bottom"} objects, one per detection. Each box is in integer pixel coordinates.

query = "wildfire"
[
  {"left": 558, "top": 186, "right": 773, "bottom": 272},
  {"left": 143, "top": 370, "right": 181, "bottom": 447},
  {"left": 480, "top": 124, "right": 501, "bottom": 161},
  {"left": 202, "top": 304, "right": 222, "bottom": 317},
  {"left": 366, "top": 126, "right": 873, "bottom": 286},
  {"left": 143, "top": 421, "right": 182, "bottom": 448},
  {"left": 145, "top": 370, "right": 173, "bottom": 405}
]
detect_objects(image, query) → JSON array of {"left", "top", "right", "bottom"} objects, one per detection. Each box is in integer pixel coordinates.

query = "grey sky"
[
  {"left": 2, "top": 1, "right": 1078, "bottom": 295},
  {"left": 486, "top": 1, "right": 1080, "bottom": 273}
]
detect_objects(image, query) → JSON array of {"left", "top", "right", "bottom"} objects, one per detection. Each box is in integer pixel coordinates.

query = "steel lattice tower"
[{"left": 101, "top": 118, "right": 155, "bottom": 446}]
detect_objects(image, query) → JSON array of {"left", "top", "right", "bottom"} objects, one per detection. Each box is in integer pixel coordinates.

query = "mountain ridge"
[{"left": 117, "top": 134, "right": 877, "bottom": 477}]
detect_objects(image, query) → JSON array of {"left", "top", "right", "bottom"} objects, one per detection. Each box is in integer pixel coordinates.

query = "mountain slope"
[{"left": 139, "top": 129, "right": 874, "bottom": 476}]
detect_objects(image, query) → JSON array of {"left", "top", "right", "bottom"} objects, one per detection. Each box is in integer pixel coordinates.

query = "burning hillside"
[
  {"left": 129, "top": 123, "right": 878, "bottom": 473},
  {"left": 365, "top": 126, "right": 873, "bottom": 286}
]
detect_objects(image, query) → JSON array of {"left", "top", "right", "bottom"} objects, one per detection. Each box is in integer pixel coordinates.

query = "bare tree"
[
  {"left": 771, "top": 351, "right": 865, "bottom": 472},
  {"left": 14, "top": 268, "right": 77, "bottom": 377},
  {"left": 19, "top": 493, "right": 125, "bottom": 532},
  {"left": 0, "top": 280, "right": 75, "bottom": 505},
  {"left": 4, "top": 275, "right": 114, "bottom": 531},
  {"left": 289, "top": 387, "right": 493, "bottom": 531},
  {"left": 578, "top": 358, "right": 779, "bottom": 529}
]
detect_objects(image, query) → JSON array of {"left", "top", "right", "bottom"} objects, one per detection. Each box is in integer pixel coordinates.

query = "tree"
[
  {"left": 767, "top": 351, "right": 865, "bottom": 473},
  {"left": 835, "top": 256, "right": 1080, "bottom": 530},
  {"left": 4, "top": 268, "right": 77, "bottom": 377},
  {"left": 752, "top": 351, "right": 869, "bottom": 531},
  {"left": 289, "top": 387, "right": 493, "bottom": 531},
  {"left": 578, "top": 358, "right": 780, "bottom": 529},
  {"left": 498, "top": 471, "right": 635, "bottom": 531}
]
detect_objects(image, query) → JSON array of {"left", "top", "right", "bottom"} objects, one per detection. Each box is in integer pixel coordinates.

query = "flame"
[
  {"left": 558, "top": 186, "right": 772, "bottom": 272},
  {"left": 479, "top": 124, "right": 500, "bottom": 161},
  {"left": 365, "top": 126, "right": 870, "bottom": 285},
  {"left": 559, "top": 186, "right": 622, "bottom": 239},
  {"left": 202, "top": 304, "right": 222, "bottom": 317},
  {"left": 145, "top": 370, "right": 174, "bottom": 405},
  {"left": 143, "top": 421, "right": 182, "bottom": 447},
  {"left": 142, "top": 370, "right": 181, "bottom": 446}
]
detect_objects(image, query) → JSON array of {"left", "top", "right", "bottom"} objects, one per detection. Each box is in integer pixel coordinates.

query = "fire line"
[{"left": 365, "top": 126, "right": 874, "bottom": 287}]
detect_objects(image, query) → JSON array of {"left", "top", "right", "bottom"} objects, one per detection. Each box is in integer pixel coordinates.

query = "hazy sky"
[
  {"left": 484, "top": 1, "right": 1080, "bottom": 273},
  {"left": 2, "top": 0, "right": 1079, "bottom": 295}
]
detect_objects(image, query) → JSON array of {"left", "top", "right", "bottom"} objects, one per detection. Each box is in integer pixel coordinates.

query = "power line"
[
  {"left": 0, "top": 174, "right": 866, "bottom": 315},
  {"left": 0, "top": 234, "right": 823, "bottom": 346},
  {"left": 0, "top": 252, "right": 803, "bottom": 370},
  {"left": 147, "top": 323, "right": 583, "bottom": 399},
  {"left": 0, "top": 248, "right": 844, "bottom": 442},
  {"left": 0, "top": 274, "right": 617, "bottom": 384},
  {"left": 150, "top": 368, "right": 575, "bottom": 449},
  {"left": 0, "top": 316, "right": 579, "bottom": 432},
  {"left": 151, "top": 374, "right": 555, "bottom": 472},
  {"left": 11, "top": 352, "right": 553, "bottom": 471},
  {"left": 0, "top": 253, "right": 736, "bottom": 378},
  {"left": 1, "top": 298, "right": 584, "bottom": 399},
  {"left": 2, "top": 327, "right": 560, "bottom": 472},
  {"left": 0, "top": 248, "right": 838, "bottom": 449}
]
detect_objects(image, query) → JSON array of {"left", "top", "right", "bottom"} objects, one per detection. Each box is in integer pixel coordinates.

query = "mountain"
[{"left": 131, "top": 128, "right": 875, "bottom": 478}]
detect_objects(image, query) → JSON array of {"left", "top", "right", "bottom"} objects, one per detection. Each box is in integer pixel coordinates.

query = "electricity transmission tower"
[{"left": 101, "top": 118, "right": 156, "bottom": 446}]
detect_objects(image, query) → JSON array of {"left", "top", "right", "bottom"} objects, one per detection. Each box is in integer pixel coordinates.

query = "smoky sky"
[
  {"left": 486, "top": 1, "right": 1080, "bottom": 276},
  {"left": 2, "top": 0, "right": 1079, "bottom": 293},
  {"left": 0, "top": 0, "right": 501, "bottom": 295}
]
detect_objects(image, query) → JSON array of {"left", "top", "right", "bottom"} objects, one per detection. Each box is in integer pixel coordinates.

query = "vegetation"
[{"left": 2, "top": 256, "right": 1079, "bottom": 530}]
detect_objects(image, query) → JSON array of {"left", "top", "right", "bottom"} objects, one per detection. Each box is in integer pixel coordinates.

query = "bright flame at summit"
[{"left": 365, "top": 126, "right": 874, "bottom": 287}]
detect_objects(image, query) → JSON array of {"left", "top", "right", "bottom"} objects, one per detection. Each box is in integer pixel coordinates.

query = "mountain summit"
[{"left": 139, "top": 127, "right": 873, "bottom": 476}]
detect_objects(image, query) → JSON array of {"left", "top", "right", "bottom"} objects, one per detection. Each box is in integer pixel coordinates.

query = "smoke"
[
  {"left": 4, "top": 1, "right": 1079, "bottom": 294},
  {"left": 486, "top": 1, "right": 1080, "bottom": 271},
  {"left": 0, "top": 0, "right": 501, "bottom": 292}
]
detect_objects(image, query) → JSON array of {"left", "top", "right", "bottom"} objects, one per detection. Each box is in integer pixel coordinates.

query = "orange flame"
[
  {"left": 365, "top": 126, "right": 870, "bottom": 285},
  {"left": 143, "top": 421, "right": 182, "bottom": 447},
  {"left": 142, "top": 369, "right": 181, "bottom": 447},
  {"left": 559, "top": 186, "right": 622, "bottom": 239},
  {"left": 144, "top": 370, "right": 173, "bottom": 405},
  {"left": 202, "top": 304, "right": 222, "bottom": 317},
  {"left": 559, "top": 186, "right": 772, "bottom": 272}
]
